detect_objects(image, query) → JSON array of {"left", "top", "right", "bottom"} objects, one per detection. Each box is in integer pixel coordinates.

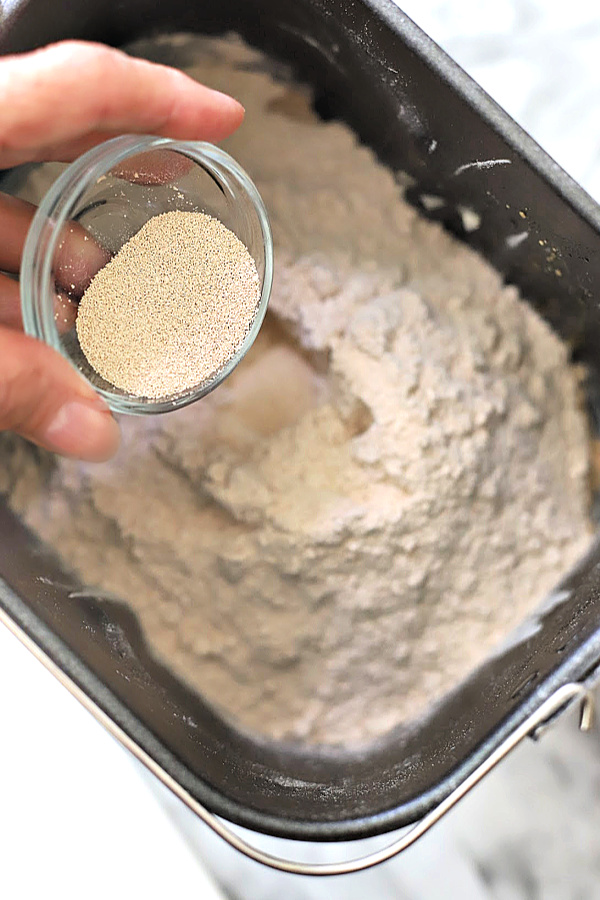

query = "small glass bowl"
[{"left": 20, "top": 135, "right": 273, "bottom": 415}]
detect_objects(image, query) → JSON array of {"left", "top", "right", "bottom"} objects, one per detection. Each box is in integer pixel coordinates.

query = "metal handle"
[{"left": 0, "top": 606, "right": 595, "bottom": 876}]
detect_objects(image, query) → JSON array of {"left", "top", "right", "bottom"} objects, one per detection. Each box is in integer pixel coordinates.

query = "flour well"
[{"left": 0, "top": 35, "right": 592, "bottom": 746}]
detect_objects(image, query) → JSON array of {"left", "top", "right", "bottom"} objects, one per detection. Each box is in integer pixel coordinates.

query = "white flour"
[{"left": 0, "top": 35, "right": 592, "bottom": 745}]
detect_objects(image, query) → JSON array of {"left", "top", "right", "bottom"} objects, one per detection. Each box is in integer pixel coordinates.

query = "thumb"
[{"left": 0, "top": 327, "right": 120, "bottom": 461}]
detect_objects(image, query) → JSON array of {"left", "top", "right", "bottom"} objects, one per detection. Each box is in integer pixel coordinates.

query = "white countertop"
[{"left": 0, "top": 622, "right": 226, "bottom": 899}]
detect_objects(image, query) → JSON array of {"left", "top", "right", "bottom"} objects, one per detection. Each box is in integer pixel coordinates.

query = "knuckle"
[
  {"left": 47, "top": 40, "right": 106, "bottom": 63},
  {"left": 45, "top": 41, "right": 121, "bottom": 85}
]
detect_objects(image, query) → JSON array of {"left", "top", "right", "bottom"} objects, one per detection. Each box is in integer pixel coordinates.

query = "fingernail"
[
  {"left": 212, "top": 89, "right": 245, "bottom": 114},
  {"left": 43, "top": 401, "right": 120, "bottom": 462},
  {"left": 78, "top": 388, "right": 112, "bottom": 411}
]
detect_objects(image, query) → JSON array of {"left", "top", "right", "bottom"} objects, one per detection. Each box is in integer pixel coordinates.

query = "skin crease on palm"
[{"left": 0, "top": 40, "right": 245, "bottom": 462}]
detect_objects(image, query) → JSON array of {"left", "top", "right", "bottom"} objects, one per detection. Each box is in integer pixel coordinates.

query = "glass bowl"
[{"left": 20, "top": 135, "right": 273, "bottom": 415}]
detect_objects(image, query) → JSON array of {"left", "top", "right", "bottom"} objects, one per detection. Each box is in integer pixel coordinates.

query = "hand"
[{"left": 0, "top": 40, "right": 244, "bottom": 461}]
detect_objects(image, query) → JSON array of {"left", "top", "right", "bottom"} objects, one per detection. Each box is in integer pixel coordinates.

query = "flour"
[{"left": 0, "top": 35, "right": 592, "bottom": 745}]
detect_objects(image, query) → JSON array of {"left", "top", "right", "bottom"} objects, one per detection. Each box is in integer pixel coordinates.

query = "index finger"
[
  {"left": 0, "top": 193, "right": 109, "bottom": 289},
  {"left": 0, "top": 41, "right": 245, "bottom": 169},
  {"left": 111, "top": 149, "right": 195, "bottom": 185}
]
